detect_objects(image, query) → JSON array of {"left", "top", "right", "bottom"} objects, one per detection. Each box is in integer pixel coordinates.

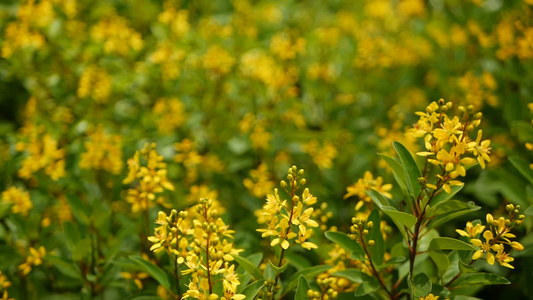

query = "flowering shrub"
[{"left": 1, "top": 0, "right": 532, "bottom": 299}]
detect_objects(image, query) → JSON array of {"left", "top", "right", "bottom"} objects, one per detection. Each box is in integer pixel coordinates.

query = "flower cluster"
[
  {"left": 18, "top": 246, "right": 46, "bottom": 276},
  {"left": 152, "top": 98, "right": 187, "bottom": 135},
  {"left": 302, "top": 140, "right": 338, "bottom": 170},
  {"left": 90, "top": 14, "right": 143, "bottom": 56},
  {"left": 174, "top": 139, "right": 225, "bottom": 184},
  {"left": 243, "top": 163, "right": 276, "bottom": 198},
  {"left": 123, "top": 143, "right": 175, "bottom": 213},
  {"left": 463, "top": 204, "right": 525, "bottom": 269},
  {"left": 79, "top": 126, "right": 123, "bottom": 174},
  {"left": 257, "top": 166, "right": 319, "bottom": 251},
  {"left": 307, "top": 277, "right": 339, "bottom": 300},
  {"left": 16, "top": 131, "right": 66, "bottom": 181},
  {"left": 409, "top": 99, "right": 491, "bottom": 194},
  {"left": 181, "top": 198, "right": 243, "bottom": 300},
  {"left": 77, "top": 65, "right": 112, "bottom": 103},
  {"left": 1, "top": 186, "right": 32, "bottom": 216},
  {"left": 344, "top": 171, "right": 393, "bottom": 211}
]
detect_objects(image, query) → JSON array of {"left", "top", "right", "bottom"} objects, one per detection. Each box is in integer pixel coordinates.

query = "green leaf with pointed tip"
[
  {"left": 333, "top": 269, "right": 373, "bottom": 283},
  {"left": 393, "top": 141, "right": 422, "bottom": 198},
  {"left": 47, "top": 255, "right": 83, "bottom": 281},
  {"left": 241, "top": 280, "right": 265, "bottom": 299},
  {"left": 459, "top": 258, "right": 477, "bottom": 273},
  {"left": 427, "top": 200, "right": 471, "bottom": 218},
  {"left": 285, "top": 265, "right": 332, "bottom": 293},
  {"left": 233, "top": 254, "right": 265, "bottom": 280},
  {"left": 294, "top": 275, "right": 310, "bottom": 300},
  {"left": 128, "top": 256, "right": 171, "bottom": 291},
  {"left": 429, "top": 202, "right": 481, "bottom": 228},
  {"left": 429, "top": 238, "right": 477, "bottom": 251},
  {"left": 451, "top": 272, "right": 510, "bottom": 287},
  {"left": 429, "top": 250, "right": 449, "bottom": 276},
  {"left": 268, "top": 260, "right": 289, "bottom": 275},
  {"left": 368, "top": 209, "right": 385, "bottom": 266},
  {"left": 430, "top": 184, "right": 464, "bottom": 206},
  {"left": 237, "top": 253, "right": 263, "bottom": 292},
  {"left": 324, "top": 231, "right": 365, "bottom": 260},
  {"left": 381, "top": 206, "right": 417, "bottom": 230},
  {"left": 366, "top": 190, "right": 390, "bottom": 209},
  {"left": 378, "top": 153, "right": 408, "bottom": 195},
  {"left": 376, "top": 256, "right": 406, "bottom": 271},
  {"left": 412, "top": 273, "right": 432, "bottom": 298},
  {"left": 354, "top": 277, "right": 380, "bottom": 296},
  {"left": 509, "top": 156, "right": 533, "bottom": 184}
]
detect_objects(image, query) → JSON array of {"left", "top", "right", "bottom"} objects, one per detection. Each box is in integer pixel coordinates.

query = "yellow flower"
[
  {"left": 18, "top": 246, "right": 46, "bottom": 276},
  {"left": 1, "top": 186, "right": 32, "bottom": 216},
  {"left": 495, "top": 249, "right": 515, "bottom": 269},
  {"left": 470, "top": 231, "right": 499, "bottom": 265},
  {"left": 467, "top": 130, "right": 491, "bottom": 169},
  {"left": 419, "top": 294, "right": 439, "bottom": 300},
  {"left": 456, "top": 222, "right": 485, "bottom": 238}
]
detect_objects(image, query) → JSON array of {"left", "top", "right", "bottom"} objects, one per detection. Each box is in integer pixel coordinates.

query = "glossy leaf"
[
  {"left": 412, "top": 273, "right": 432, "bottom": 298},
  {"left": 381, "top": 206, "right": 417, "bottom": 230},
  {"left": 451, "top": 272, "right": 511, "bottom": 287},
  {"left": 368, "top": 209, "right": 385, "bottom": 266},
  {"left": 294, "top": 275, "right": 310, "bottom": 300},
  {"left": 128, "top": 256, "right": 171, "bottom": 291},
  {"left": 233, "top": 254, "right": 265, "bottom": 280},
  {"left": 324, "top": 231, "right": 365, "bottom": 260},
  {"left": 393, "top": 141, "right": 422, "bottom": 198},
  {"left": 429, "top": 238, "right": 477, "bottom": 251},
  {"left": 509, "top": 156, "right": 533, "bottom": 184},
  {"left": 378, "top": 153, "right": 409, "bottom": 195},
  {"left": 285, "top": 265, "right": 332, "bottom": 293},
  {"left": 241, "top": 280, "right": 265, "bottom": 299}
]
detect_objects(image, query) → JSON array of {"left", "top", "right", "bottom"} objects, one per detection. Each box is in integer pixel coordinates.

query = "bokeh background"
[{"left": 0, "top": 0, "right": 532, "bottom": 299}]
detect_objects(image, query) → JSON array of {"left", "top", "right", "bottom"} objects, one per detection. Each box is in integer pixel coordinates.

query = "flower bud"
[
  {"left": 366, "top": 221, "right": 373, "bottom": 229},
  {"left": 299, "top": 169, "right": 304, "bottom": 176},
  {"left": 280, "top": 180, "right": 287, "bottom": 188},
  {"left": 287, "top": 174, "right": 293, "bottom": 181},
  {"left": 486, "top": 213, "right": 494, "bottom": 224},
  {"left": 368, "top": 240, "right": 375, "bottom": 246},
  {"left": 510, "top": 241, "right": 524, "bottom": 251},
  {"left": 300, "top": 178, "right": 306, "bottom": 185},
  {"left": 438, "top": 98, "right": 445, "bottom": 106},
  {"left": 363, "top": 229, "right": 368, "bottom": 235},
  {"left": 506, "top": 204, "right": 515, "bottom": 213}
]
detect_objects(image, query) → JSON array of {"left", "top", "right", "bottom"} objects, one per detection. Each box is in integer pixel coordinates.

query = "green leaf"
[
  {"left": 429, "top": 202, "right": 481, "bottom": 228},
  {"left": 47, "top": 255, "right": 83, "bottom": 280},
  {"left": 393, "top": 141, "right": 422, "bottom": 198},
  {"left": 368, "top": 209, "right": 385, "bottom": 266},
  {"left": 458, "top": 258, "right": 476, "bottom": 273},
  {"left": 333, "top": 269, "right": 372, "bottom": 283},
  {"left": 429, "top": 238, "right": 477, "bottom": 251},
  {"left": 412, "top": 273, "right": 432, "bottom": 298},
  {"left": 430, "top": 184, "right": 464, "bottom": 206},
  {"left": 509, "top": 156, "right": 533, "bottom": 184},
  {"left": 427, "top": 200, "right": 471, "bottom": 218},
  {"left": 525, "top": 205, "right": 533, "bottom": 216},
  {"left": 354, "top": 277, "right": 380, "bottom": 297},
  {"left": 128, "top": 256, "right": 171, "bottom": 291},
  {"left": 429, "top": 250, "right": 449, "bottom": 276},
  {"left": 237, "top": 253, "right": 263, "bottom": 292},
  {"left": 376, "top": 256, "right": 406, "bottom": 271},
  {"left": 233, "top": 254, "right": 265, "bottom": 280},
  {"left": 366, "top": 190, "right": 390, "bottom": 209},
  {"left": 240, "top": 280, "right": 265, "bottom": 299},
  {"left": 285, "top": 251, "right": 312, "bottom": 270},
  {"left": 325, "top": 231, "right": 365, "bottom": 260},
  {"left": 66, "top": 194, "right": 90, "bottom": 225},
  {"left": 285, "top": 265, "right": 332, "bottom": 293},
  {"left": 268, "top": 260, "right": 289, "bottom": 275},
  {"left": 294, "top": 275, "right": 310, "bottom": 300},
  {"left": 381, "top": 206, "right": 417, "bottom": 230},
  {"left": 378, "top": 153, "right": 409, "bottom": 195},
  {"left": 451, "top": 272, "right": 511, "bottom": 287},
  {"left": 63, "top": 221, "right": 81, "bottom": 249}
]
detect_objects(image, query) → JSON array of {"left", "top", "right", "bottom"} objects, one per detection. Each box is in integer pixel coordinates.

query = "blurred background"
[{"left": 0, "top": 0, "right": 532, "bottom": 299}]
